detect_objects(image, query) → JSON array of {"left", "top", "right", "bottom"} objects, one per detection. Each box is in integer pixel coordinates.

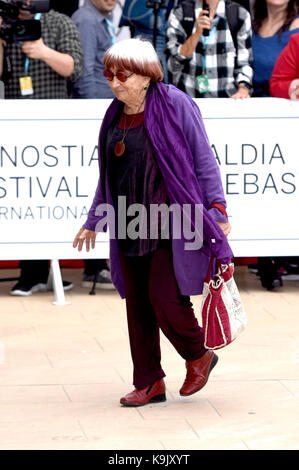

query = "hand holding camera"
[
  {"left": 195, "top": 0, "right": 219, "bottom": 37},
  {"left": 195, "top": 8, "right": 211, "bottom": 37},
  {"left": 21, "top": 36, "right": 48, "bottom": 59},
  {"left": 200, "top": 0, "right": 211, "bottom": 37}
]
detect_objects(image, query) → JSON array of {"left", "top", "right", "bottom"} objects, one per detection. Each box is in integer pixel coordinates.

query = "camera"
[
  {"left": 202, "top": 0, "right": 210, "bottom": 37},
  {"left": 146, "top": 0, "right": 167, "bottom": 8},
  {"left": 0, "top": 0, "right": 51, "bottom": 43}
]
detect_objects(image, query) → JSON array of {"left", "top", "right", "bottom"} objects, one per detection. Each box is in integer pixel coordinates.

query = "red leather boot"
[
  {"left": 120, "top": 378, "right": 166, "bottom": 407},
  {"left": 179, "top": 350, "right": 218, "bottom": 396}
]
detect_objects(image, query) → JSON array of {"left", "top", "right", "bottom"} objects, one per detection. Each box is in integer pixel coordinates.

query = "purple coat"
[{"left": 84, "top": 82, "right": 234, "bottom": 298}]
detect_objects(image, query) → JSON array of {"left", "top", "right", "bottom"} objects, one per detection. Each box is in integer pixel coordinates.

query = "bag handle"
[
  {"left": 205, "top": 257, "right": 231, "bottom": 283},
  {"left": 205, "top": 204, "right": 229, "bottom": 282},
  {"left": 205, "top": 258, "right": 223, "bottom": 282}
]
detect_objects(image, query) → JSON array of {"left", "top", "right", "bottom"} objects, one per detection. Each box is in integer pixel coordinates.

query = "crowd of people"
[{"left": 1, "top": 0, "right": 299, "bottom": 295}]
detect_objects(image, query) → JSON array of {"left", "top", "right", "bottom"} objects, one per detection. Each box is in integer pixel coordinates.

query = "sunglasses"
[{"left": 103, "top": 70, "right": 134, "bottom": 82}]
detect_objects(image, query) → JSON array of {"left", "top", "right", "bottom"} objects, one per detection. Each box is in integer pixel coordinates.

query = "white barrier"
[
  {"left": 201, "top": 97, "right": 299, "bottom": 258},
  {"left": 1, "top": 98, "right": 299, "bottom": 302}
]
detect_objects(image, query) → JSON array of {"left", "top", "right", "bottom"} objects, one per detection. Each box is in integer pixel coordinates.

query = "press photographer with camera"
[
  {"left": 0, "top": 0, "right": 83, "bottom": 98},
  {"left": 0, "top": 1, "right": 84, "bottom": 296},
  {"left": 166, "top": 0, "right": 253, "bottom": 98}
]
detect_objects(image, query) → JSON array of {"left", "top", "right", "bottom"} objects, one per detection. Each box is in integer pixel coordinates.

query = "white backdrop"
[{"left": 0, "top": 97, "right": 299, "bottom": 260}]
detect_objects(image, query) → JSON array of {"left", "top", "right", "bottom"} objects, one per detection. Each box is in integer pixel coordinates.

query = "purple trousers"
[{"left": 119, "top": 243, "right": 208, "bottom": 389}]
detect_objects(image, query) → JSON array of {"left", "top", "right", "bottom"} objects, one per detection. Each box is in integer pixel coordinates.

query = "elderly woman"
[{"left": 73, "top": 38, "right": 233, "bottom": 407}]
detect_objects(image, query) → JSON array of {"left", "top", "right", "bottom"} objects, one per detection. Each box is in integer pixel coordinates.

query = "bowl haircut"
[{"left": 103, "top": 38, "right": 164, "bottom": 82}]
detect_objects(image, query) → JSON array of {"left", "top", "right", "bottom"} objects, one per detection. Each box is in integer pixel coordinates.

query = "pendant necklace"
[{"left": 114, "top": 100, "right": 145, "bottom": 157}]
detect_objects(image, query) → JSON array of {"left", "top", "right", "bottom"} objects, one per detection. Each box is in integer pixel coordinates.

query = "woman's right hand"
[
  {"left": 217, "top": 221, "right": 231, "bottom": 238},
  {"left": 73, "top": 227, "right": 97, "bottom": 252}
]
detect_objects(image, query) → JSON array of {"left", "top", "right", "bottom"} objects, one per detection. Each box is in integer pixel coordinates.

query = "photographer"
[
  {"left": 0, "top": 2, "right": 83, "bottom": 98},
  {"left": 166, "top": 0, "right": 253, "bottom": 98},
  {"left": 0, "top": 2, "right": 84, "bottom": 296}
]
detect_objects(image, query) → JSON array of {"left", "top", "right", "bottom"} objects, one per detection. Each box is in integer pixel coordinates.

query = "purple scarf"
[
  {"left": 144, "top": 82, "right": 233, "bottom": 261},
  {"left": 84, "top": 82, "right": 233, "bottom": 298}
]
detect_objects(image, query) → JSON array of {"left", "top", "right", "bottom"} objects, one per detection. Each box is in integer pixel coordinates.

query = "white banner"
[
  {"left": 201, "top": 98, "right": 299, "bottom": 257},
  {"left": 0, "top": 97, "right": 298, "bottom": 260},
  {"left": 0, "top": 99, "right": 109, "bottom": 260}
]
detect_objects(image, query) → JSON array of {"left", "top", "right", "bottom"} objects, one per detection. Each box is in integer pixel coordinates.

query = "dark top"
[{"left": 106, "top": 111, "right": 169, "bottom": 256}]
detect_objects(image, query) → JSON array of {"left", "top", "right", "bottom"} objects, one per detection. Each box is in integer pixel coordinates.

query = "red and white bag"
[{"left": 201, "top": 259, "right": 247, "bottom": 350}]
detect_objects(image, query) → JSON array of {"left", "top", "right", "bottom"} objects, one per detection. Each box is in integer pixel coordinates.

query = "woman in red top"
[{"left": 270, "top": 32, "right": 299, "bottom": 99}]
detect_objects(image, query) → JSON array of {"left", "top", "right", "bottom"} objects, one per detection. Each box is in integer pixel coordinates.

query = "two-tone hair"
[{"left": 103, "top": 38, "right": 164, "bottom": 82}]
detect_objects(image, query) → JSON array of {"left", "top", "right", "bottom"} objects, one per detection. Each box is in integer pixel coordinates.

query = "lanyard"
[
  {"left": 24, "top": 13, "right": 42, "bottom": 74},
  {"left": 200, "top": 17, "right": 219, "bottom": 72},
  {"left": 105, "top": 17, "right": 116, "bottom": 45}
]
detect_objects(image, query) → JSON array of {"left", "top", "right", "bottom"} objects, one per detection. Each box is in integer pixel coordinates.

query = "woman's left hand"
[{"left": 217, "top": 221, "right": 231, "bottom": 237}]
